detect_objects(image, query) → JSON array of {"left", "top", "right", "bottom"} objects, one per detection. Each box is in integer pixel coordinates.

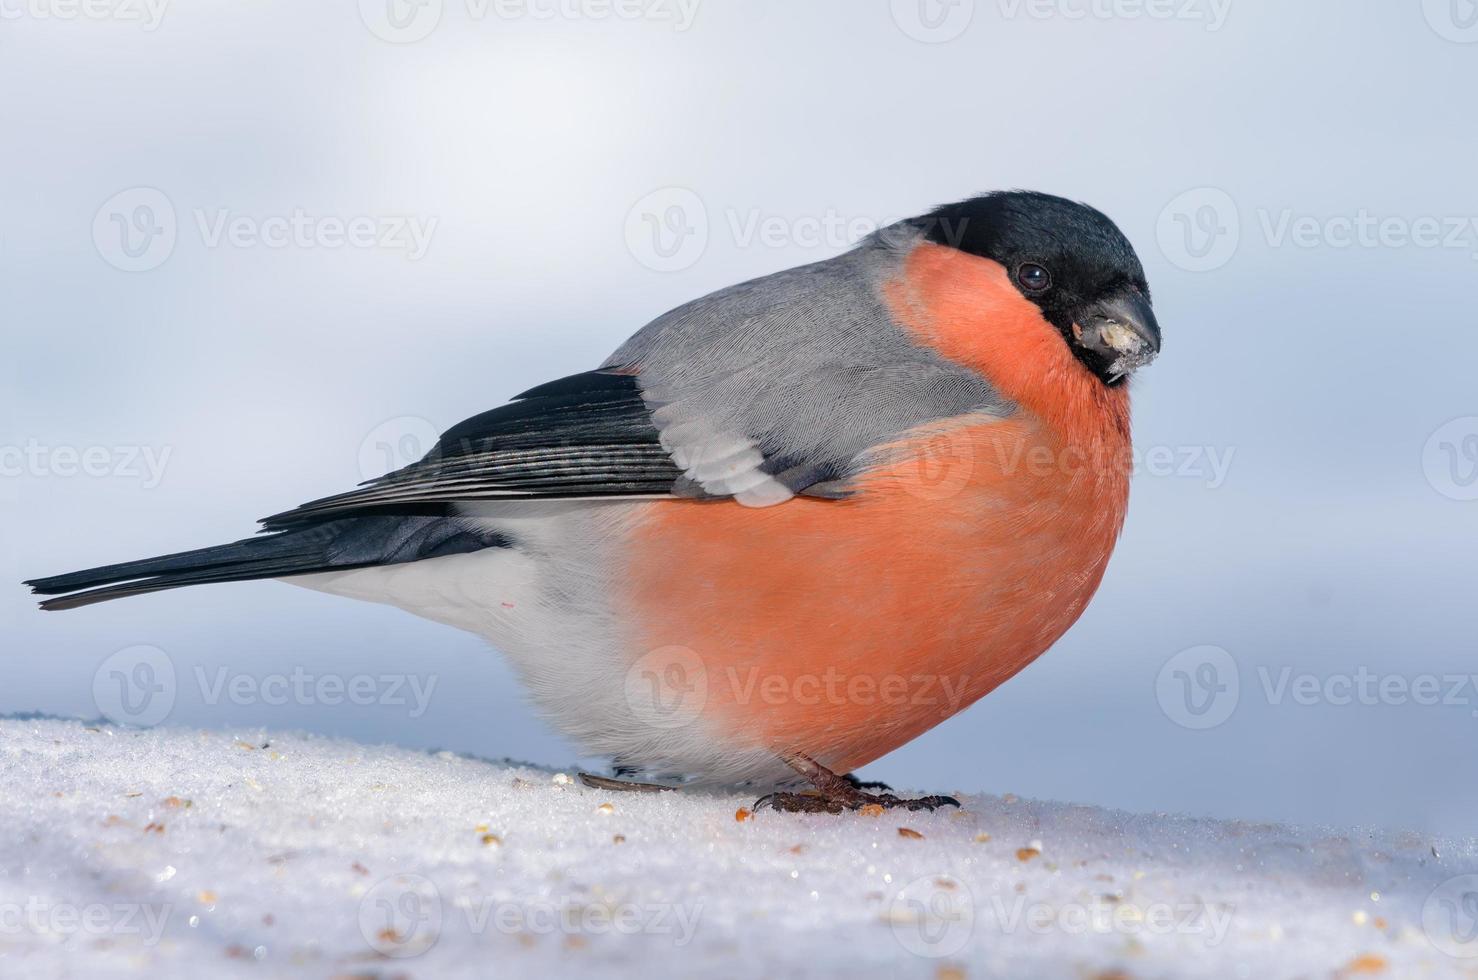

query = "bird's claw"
[{"left": 753, "top": 792, "right": 846, "bottom": 814}]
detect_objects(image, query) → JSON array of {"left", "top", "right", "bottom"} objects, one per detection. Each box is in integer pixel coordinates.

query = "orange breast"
[{"left": 617, "top": 244, "right": 1132, "bottom": 774}]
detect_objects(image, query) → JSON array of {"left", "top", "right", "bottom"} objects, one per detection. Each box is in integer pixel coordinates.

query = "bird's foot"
[{"left": 751, "top": 753, "right": 958, "bottom": 814}]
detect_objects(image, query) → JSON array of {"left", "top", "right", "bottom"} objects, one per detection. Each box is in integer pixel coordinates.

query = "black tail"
[{"left": 25, "top": 515, "right": 509, "bottom": 611}]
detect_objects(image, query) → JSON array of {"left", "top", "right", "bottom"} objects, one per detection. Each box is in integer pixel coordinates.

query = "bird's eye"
[{"left": 1016, "top": 263, "right": 1051, "bottom": 292}]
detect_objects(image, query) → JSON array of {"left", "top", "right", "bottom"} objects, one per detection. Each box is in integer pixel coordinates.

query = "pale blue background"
[{"left": 3, "top": 0, "right": 1476, "bottom": 835}]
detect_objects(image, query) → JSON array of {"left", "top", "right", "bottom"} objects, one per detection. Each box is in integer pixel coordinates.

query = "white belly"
[{"left": 287, "top": 500, "right": 790, "bottom": 786}]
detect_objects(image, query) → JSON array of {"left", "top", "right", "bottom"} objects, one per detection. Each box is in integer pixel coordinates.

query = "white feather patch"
[{"left": 646, "top": 398, "right": 793, "bottom": 508}]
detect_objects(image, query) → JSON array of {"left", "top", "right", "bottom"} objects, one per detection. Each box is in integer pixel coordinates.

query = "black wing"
[
  {"left": 24, "top": 371, "right": 684, "bottom": 609},
  {"left": 261, "top": 371, "right": 685, "bottom": 530}
]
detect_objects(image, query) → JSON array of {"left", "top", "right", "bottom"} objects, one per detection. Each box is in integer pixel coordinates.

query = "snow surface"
[{"left": 2, "top": 717, "right": 1475, "bottom": 979}]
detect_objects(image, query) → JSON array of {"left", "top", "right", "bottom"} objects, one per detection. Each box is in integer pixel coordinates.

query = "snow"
[{"left": 2, "top": 717, "right": 1474, "bottom": 979}]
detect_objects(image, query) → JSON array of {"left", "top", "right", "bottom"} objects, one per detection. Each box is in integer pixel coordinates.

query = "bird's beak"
[{"left": 1074, "top": 289, "right": 1161, "bottom": 382}]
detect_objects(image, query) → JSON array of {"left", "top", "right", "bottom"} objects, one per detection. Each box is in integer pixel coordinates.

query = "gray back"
[{"left": 604, "top": 222, "right": 1013, "bottom": 494}]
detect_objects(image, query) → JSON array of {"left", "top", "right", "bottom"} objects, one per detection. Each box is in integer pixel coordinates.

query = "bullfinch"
[{"left": 27, "top": 190, "right": 1161, "bottom": 813}]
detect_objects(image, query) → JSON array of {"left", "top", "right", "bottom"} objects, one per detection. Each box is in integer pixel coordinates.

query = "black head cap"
[{"left": 917, "top": 190, "right": 1160, "bottom": 385}]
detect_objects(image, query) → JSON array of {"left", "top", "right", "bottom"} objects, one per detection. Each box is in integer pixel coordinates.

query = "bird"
[{"left": 26, "top": 190, "right": 1161, "bottom": 813}]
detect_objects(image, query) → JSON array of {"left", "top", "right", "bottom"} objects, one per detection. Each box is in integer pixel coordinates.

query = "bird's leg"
[{"left": 753, "top": 753, "right": 959, "bottom": 814}]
